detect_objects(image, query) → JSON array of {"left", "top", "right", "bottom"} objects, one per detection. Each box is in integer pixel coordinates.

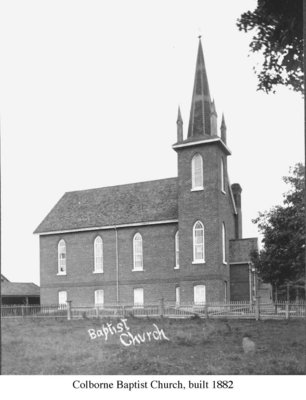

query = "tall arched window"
[
  {"left": 58, "top": 239, "right": 66, "bottom": 274},
  {"left": 191, "top": 154, "right": 203, "bottom": 190},
  {"left": 94, "top": 236, "right": 103, "bottom": 273},
  {"left": 174, "top": 231, "right": 179, "bottom": 269},
  {"left": 221, "top": 158, "right": 225, "bottom": 192},
  {"left": 222, "top": 223, "right": 226, "bottom": 263},
  {"left": 133, "top": 233, "right": 143, "bottom": 271},
  {"left": 193, "top": 221, "right": 205, "bottom": 263}
]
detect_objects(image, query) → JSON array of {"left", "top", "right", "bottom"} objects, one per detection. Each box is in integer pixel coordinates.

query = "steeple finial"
[
  {"left": 221, "top": 113, "right": 227, "bottom": 143},
  {"left": 176, "top": 106, "right": 183, "bottom": 142},
  {"left": 187, "top": 38, "right": 212, "bottom": 138}
]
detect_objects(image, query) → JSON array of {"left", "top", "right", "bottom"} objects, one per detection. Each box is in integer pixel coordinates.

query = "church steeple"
[
  {"left": 187, "top": 37, "right": 212, "bottom": 138},
  {"left": 221, "top": 113, "right": 227, "bottom": 143}
]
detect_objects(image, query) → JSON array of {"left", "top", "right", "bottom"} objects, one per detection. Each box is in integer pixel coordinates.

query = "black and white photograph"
[{"left": 0, "top": 0, "right": 305, "bottom": 396}]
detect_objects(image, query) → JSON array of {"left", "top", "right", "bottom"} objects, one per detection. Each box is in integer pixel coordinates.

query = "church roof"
[{"left": 34, "top": 177, "right": 178, "bottom": 234}]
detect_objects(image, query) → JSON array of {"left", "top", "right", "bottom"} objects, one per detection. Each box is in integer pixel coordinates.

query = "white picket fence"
[{"left": 1, "top": 301, "right": 305, "bottom": 320}]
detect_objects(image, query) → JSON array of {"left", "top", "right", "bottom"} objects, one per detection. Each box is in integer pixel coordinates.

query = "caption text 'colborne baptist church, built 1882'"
[{"left": 34, "top": 39, "right": 259, "bottom": 307}]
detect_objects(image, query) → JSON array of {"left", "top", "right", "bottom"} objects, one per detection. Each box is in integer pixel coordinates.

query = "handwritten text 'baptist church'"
[{"left": 88, "top": 318, "right": 169, "bottom": 346}]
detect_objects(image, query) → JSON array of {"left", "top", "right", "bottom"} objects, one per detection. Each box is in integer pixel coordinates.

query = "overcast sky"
[{"left": 0, "top": 0, "right": 304, "bottom": 284}]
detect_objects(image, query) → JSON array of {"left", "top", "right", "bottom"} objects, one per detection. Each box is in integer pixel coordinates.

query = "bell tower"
[{"left": 173, "top": 38, "right": 236, "bottom": 303}]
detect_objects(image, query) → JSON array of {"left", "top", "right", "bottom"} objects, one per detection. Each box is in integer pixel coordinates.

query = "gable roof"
[
  {"left": 1, "top": 282, "right": 40, "bottom": 297},
  {"left": 34, "top": 177, "right": 178, "bottom": 234}
]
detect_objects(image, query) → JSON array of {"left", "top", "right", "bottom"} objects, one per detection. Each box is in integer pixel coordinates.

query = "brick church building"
[{"left": 35, "top": 39, "right": 258, "bottom": 307}]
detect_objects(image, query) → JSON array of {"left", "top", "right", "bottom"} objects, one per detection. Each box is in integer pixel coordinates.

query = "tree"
[
  {"left": 252, "top": 164, "right": 305, "bottom": 299},
  {"left": 237, "top": 0, "right": 304, "bottom": 94}
]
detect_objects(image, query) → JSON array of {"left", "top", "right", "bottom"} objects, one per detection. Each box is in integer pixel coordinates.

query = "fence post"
[
  {"left": 67, "top": 300, "right": 72, "bottom": 320},
  {"left": 21, "top": 305, "right": 25, "bottom": 318},
  {"left": 274, "top": 301, "right": 278, "bottom": 316},
  {"left": 255, "top": 296, "right": 260, "bottom": 321},
  {"left": 95, "top": 306, "right": 99, "bottom": 318},
  {"left": 204, "top": 303, "right": 209, "bottom": 319},
  {"left": 159, "top": 298, "right": 164, "bottom": 318},
  {"left": 285, "top": 301, "right": 290, "bottom": 320}
]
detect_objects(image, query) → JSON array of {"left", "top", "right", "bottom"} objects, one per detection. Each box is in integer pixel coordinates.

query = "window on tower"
[
  {"left": 192, "top": 221, "right": 205, "bottom": 263},
  {"left": 222, "top": 223, "right": 226, "bottom": 264},
  {"left": 191, "top": 154, "right": 203, "bottom": 190},
  {"left": 221, "top": 158, "right": 226, "bottom": 193},
  {"left": 174, "top": 231, "right": 179, "bottom": 269}
]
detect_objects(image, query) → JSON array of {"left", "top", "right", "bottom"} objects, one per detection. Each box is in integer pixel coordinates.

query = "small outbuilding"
[{"left": 1, "top": 274, "right": 40, "bottom": 305}]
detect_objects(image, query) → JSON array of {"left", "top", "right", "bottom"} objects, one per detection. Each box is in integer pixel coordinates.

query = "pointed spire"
[
  {"left": 177, "top": 106, "right": 183, "bottom": 123},
  {"left": 176, "top": 106, "right": 183, "bottom": 142},
  {"left": 211, "top": 99, "right": 217, "bottom": 116},
  {"left": 221, "top": 113, "right": 227, "bottom": 143},
  {"left": 187, "top": 38, "right": 212, "bottom": 138},
  {"left": 210, "top": 99, "right": 218, "bottom": 135}
]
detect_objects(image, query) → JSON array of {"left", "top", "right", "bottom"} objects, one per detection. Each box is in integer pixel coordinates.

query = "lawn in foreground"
[{"left": 2, "top": 316, "right": 305, "bottom": 374}]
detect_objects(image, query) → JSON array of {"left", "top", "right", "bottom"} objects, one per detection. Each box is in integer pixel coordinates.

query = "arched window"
[
  {"left": 193, "top": 221, "right": 205, "bottom": 263},
  {"left": 191, "top": 154, "right": 203, "bottom": 190},
  {"left": 133, "top": 233, "right": 143, "bottom": 271},
  {"left": 174, "top": 231, "right": 179, "bottom": 269},
  {"left": 58, "top": 239, "right": 66, "bottom": 274},
  {"left": 94, "top": 236, "right": 103, "bottom": 273},
  {"left": 221, "top": 158, "right": 226, "bottom": 192},
  {"left": 222, "top": 223, "right": 226, "bottom": 263}
]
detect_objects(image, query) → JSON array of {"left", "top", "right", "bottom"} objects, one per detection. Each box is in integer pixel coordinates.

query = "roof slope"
[
  {"left": 1, "top": 282, "right": 40, "bottom": 296},
  {"left": 34, "top": 178, "right": 178, "bottom": 234}
]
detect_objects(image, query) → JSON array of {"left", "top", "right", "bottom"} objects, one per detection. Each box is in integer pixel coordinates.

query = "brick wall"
[
  {"left": 39, "top": 142, "right": 244, "bottom": 306},
  {"left": 40, "top": 219, "right": 233, "bottom": 305}
]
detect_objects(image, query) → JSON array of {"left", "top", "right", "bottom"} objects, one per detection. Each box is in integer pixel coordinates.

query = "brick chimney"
[{"left": 231, "top": 183, "right": 242, "bottom": 239}]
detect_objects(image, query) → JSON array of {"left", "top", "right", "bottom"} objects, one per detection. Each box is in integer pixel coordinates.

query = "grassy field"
[{"left": 2, "top": 316, "right": 306, "bottom": 375}]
